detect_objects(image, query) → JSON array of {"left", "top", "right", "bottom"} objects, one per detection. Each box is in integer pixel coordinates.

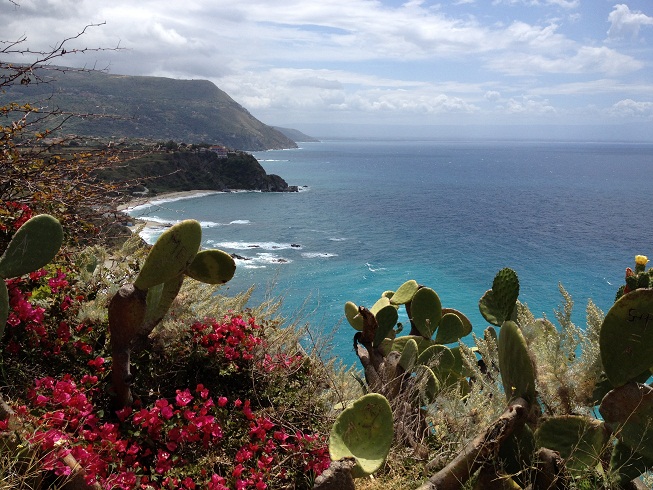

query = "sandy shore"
[
  {"left": 117, "top": 190, "right": 221, "bottom": 233},
  {"left": 117, "top": 190, "right": 221, "bottom": 212}
]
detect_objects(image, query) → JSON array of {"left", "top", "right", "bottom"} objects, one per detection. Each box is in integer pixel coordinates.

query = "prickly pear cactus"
[
  {"left": 133, "top": 219, "right": 202, "bottom": 291},
  {"left": 498, "top": 321, "right": 535, "bottom": 403},
  {"left": 390, "top": 279, "right": 419, "bottom": 305},
  {"left": 600, "top": 382, "right": 653, "bottom": 461},
  {"left": 373, "top": 304, "right": 399, "bottom": 347},
  {"left": 186, "top": 249, "right": 236, "bottom": 284},
  {"left": 399, "top": 338, "right": 419, "bottom": 371},
  {"left": 479, "top": 267, "right": 519, "bottom": 326},
  {"left": 534, "top": 416, "right": 607, "bottom": 476},
  {"left": 411, "top": 287, "right": 442, "bottom": 338},
  {"left": 0, "top": 214, "right": 64, "bottom": 336},
  {"left": 417, "top": 344, "right": 456, "bottom": 372},
  {"left": 344, "top": 301, "right": 364, "bottom": 331},
  {"left": 109, "top": 219, "right": 236, "bottom": 408},
  {"left": 599, "top": 288, "right": 653, "bottom": 387},
  {"left": 0, "top": 214, "right": 64, "bottom": 279},
  {"left": 142, "top": 274, "right": 186, "bottom": 332},
  {"left": 434, "top": 312, "right": 465, "bottom": 344},
  {"left": 379, "top": 335, "right": 434, "bottom": 357},
  {"left": 329, "top": 393, "right": 393, "bottom": 478}
]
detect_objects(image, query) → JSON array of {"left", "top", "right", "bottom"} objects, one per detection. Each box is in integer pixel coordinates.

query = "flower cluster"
[
  {"left": 0, "top": 200, "right": 33, "bottom": 234},
  {"left": 191, "top": 315, "right": 263, "bottom": 367},
  {"left": 12, "top": 374, "right": 329, "bottom": 489},
  {"left": 1, "top": 206, "right": 331, "bottom": 489},
  {"left": 3, "top": 267, "right": 96, "bottom": 363}
]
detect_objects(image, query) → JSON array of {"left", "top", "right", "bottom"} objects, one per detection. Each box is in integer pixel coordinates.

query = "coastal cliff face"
[{"left": 98, "top": 149, "right": 296, "bottom": 194}]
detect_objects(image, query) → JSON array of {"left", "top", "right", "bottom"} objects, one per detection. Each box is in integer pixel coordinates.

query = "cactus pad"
[
  {"left": 417, "top": 344, "right": 456, "bottom": 378},
  {"left": 479, "top": 268, "right": 519, "bottom": 326},
  {"left": 345, "top": 301, "right": 364, "bottom": 331},
  {"left": 390, "top": 279, "right": 419, "bottom": 305},
  {"left": 0, "top": 214, "right": 63, "bottom": 279},
  {"left": 329, "top": 393, "right": 393, "bottom": 478},
  {"left": 134, "top": 220, "right": 202, "bottom": 291},
  {"left": 434, "top": 312, "right": 465, "bottom": 344},
  {"left": 379, "top": 335, "right": 434, "bottom": 357},
  {"left": 534, "top": 416, "right": 607, "bottom": 476},
  {"left": 186, "top": 249, "right": 236, "bottom": 284},
  {"left": 442, "top": 308, "right": 472, "bottom": 336},
  {"left": 600, "top": 382, "right": 653, "bottom": 461},
  {"left": 373, "top": 304, "right": 399, "bottom": 347},
  {"left": 142, "top": 275, "right": 185, "bottom": 332},
  {"left": 498, "top": 321, "right": 535, "bottom": 403},
  {"left": 599, "top": 289, "right": 653, "bottom": 387},
  {"left": 370, "top": 296, "right": 391, "bottom": 315},
  {"left": 411, "top": 287, "right": 442, "bottom": 338},
  {"left": 399, "top": 338, "right": 419, "bottom": 371}
]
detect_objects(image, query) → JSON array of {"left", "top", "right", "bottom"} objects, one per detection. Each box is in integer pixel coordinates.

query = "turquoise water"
[{"left": 127, "top": 139, "right": 653, "bottom": 365}]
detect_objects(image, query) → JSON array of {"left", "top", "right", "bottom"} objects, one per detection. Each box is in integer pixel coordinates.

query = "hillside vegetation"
[
  {"left": 0, "top": 67, "right": 297, "bottom": 150},
  {"left": 97, "top": 147, "right": 297, "bottom": 194}
]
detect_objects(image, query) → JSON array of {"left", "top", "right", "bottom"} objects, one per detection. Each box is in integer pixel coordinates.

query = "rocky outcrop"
[{"left": 99, "top": 149, "right": 297, "bottom": 194}]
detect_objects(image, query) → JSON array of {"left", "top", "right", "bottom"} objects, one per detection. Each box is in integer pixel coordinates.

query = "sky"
[{"left": 2, "top": 0, "right": 653, "bottom": 139}]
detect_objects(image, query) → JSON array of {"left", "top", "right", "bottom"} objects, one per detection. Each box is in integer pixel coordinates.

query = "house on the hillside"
[{"left": 209, "top": 145, "right": 228, "bottom": 159}]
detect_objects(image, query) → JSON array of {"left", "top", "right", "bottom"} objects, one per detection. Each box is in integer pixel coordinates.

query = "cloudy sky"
[{"left": 3, "top": 0, "right": 653, "bottom": 137}]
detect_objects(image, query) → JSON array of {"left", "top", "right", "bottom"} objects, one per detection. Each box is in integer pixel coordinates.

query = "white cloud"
[
  {"left": 529, "top": 79, "right": 653, "bottom": 96},
  {"left": 607, "top": 4, "right": 653, "bottom": 39},
  {"left": 488, "top": 45, "right": 642, "bottom": 75},
  {"left": 491, "top": 0, "right": 579, "bottom": 8},
  {"left": 2, "top": 0, "right": 652, "bottom": 128},
  {"left": 485, "top": 90, "right": 502, "bottom": 101},
  {"left": 609, "top": 99, "right": 653, "bottom": 118},
  {"left": 502, "top": 96, "right": 557, "bottom": 114}
]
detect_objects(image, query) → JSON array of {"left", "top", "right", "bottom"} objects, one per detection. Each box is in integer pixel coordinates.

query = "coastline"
[
  {"left": 118, "top": 190, "right": 222, "bottom": 235},
  {"left": 117, "top": 190, "right": 222, "bottom": 212}
]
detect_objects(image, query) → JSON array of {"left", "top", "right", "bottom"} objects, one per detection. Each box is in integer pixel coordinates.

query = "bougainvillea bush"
[{"left": 0, "top": 203, "right": 332, "bottom": 489}]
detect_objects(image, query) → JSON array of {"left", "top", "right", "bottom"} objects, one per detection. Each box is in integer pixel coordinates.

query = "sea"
[{"left": 126, "top": 139, "right": 653, "bottom": 365}]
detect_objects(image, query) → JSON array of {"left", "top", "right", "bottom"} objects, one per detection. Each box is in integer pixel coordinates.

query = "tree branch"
[{"left": 417, "top": 398, "right": 530, "bottom": 490}]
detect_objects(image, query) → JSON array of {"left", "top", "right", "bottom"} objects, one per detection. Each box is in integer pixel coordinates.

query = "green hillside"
[{"left": 0, "top": 66, "right": 297, "bottom": 150}]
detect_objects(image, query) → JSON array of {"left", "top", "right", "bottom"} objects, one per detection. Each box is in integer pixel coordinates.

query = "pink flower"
[
  {"left": 175, "top": 389, "right": 193, "bottom": 407},
  {"left": 87, "top": 357, "right": 106, "bottom": 370},
  {"left": 196, "top": 384, "right": 209, "bottom": 399},
  {"left": 232, "top": 464, "right": 245, "bottom": 478}
]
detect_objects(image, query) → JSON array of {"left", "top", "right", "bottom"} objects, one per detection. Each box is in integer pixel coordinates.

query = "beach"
[{"left": 117, "top": 190, "right": 221, "bottom": 213}]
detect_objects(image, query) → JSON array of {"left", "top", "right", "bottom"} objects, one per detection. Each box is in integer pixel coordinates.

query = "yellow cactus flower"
[{"left": 635, "top": 255, "right": 649, "bottom": 266}]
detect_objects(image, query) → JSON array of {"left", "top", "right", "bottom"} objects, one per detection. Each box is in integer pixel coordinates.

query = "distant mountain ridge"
[
  {"left": 272, "top": 126, "right": 320, "bottom": 142},
  {"left": 0, "top": 66, "right": 297, "bottom": 150}
]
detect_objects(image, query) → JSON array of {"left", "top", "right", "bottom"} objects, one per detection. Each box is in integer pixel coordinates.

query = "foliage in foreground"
[
  {"left": 337, "top": 259, "right": 653, "bottom": 490},
  {"left": 0, "top": 203, "right": 334, "bottom": 489}
]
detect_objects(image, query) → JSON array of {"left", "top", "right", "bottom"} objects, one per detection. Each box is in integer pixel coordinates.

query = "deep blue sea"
[{"left": 127, "top": 139, "right": 653, "bottom": 365}]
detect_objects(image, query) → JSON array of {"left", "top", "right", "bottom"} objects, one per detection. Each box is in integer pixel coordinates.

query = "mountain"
[
  {"left": 272, "top": 126, "right": 320, "bottom": 142},
  {"left": 0, "top": 66, "right": 297, "bottom": 150}
]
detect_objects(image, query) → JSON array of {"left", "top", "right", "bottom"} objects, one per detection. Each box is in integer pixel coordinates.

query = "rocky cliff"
[{"left": 98, "top": 149, "right": 297, "bottom": 194}]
